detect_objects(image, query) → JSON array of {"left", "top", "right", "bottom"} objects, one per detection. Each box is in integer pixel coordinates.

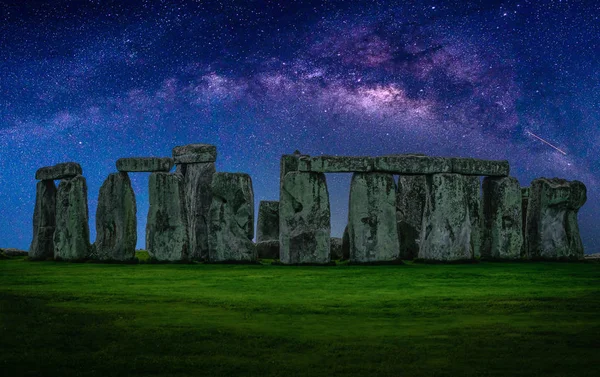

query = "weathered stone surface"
[
  {"left": 172, "top": 144, "right": 217, "bottom": 164},
  {"left": 256, "top": 240, "right": 280, "bottom": 259},
  {"left": 374, "top": 155, "right": 452, "bottom": 174},
  {"left": 54, "top": 175, "right": 91, "bottom": 260},
  {"left": 35, "top": 162, "right": 82, "bottom": 181},
  {"left": 146, "top": 173, "right": 188, "bottom": 261},
  {"left": 208, "top": 173, "right": 255, "bottom": 262},
  {"left": 0, "top": 248, "right": 28, "bottom": 257},
  {"left": 348, "top": 173, "right": 399, "bottom": 263},
  {"left": 280, "top": 151, "right": 305, "bottom": 189},
  {"left": 330, "top": 237, "right": 343, "bottom": 260},
  {"left": 482, "top": 177, "right": 523, "bottom": 259},
  {"left": 116, "top": 157, "right": 173, "bottom": 172},
  {"left": 177, "top": 163, "right": 215, "bottom": 260},
  {"left": 299, "top": 156, "right": 374, "bottom": 173},
  {"left": 396, "top": 175, "right": 426, "bottom": 260},
  {"left": 29, "top": 180, "right": 57, "bottom": 260},
  {"left": 95, "top": 172, "right": 137, "bottom": 261},
  {"left": 341, "top": 225, "right": 350, "bottom": 260},
  {"left": 465, "top": 176, "right": 483, "bottom": 259},
  {"left": 257, "top": 201, "right": 279, "bottom": 242},
  {"left": 279, "top": 171, "right": 331, "bottom": 264},
  {"left": 418, "top": 174, "right": 477, "bottom": 261},
  {"left": 451, "top": 158, "right": 510, "bottom": 177},
  {"left": 521, "top": 187, "right": 530, "bottom": 240},
  {"left": 525, "top": 178, "right": 587, "bottom": 260}
]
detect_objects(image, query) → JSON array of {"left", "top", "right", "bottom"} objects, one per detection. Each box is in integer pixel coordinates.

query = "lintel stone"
[
  {"left": 116, "top": 157, "right": 174, "bottom": 172},
  {"left": 374, "top": 155, "right": 452, "bottom": 174},
  {"left": 298, "top": 155, "right": 374, "bottom": 173},
  {"left": 172, "top": 144, "right": 217, "bottom": 164},
  {"left": 35, "top": 162, "right": 82, "bottom": 180},
  {"left": 451, "top": 158, "right": 509, "bottom": 176}
]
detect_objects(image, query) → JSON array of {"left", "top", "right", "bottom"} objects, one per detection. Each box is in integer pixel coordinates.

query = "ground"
[{"left": 0, "top": 255, "right": 599, "bottom": 377}]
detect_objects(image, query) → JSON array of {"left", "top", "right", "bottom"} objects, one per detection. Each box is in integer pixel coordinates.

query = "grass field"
[{"left": 1, "top": 255, "right": 599, "bottom": 377}]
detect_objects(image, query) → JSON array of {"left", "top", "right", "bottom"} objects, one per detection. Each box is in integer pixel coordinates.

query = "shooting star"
[{"left": 526, "top": 130, "right": 567, "bottom": 155}]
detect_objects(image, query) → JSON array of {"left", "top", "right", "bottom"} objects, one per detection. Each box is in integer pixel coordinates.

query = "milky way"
[{"left": 1, "top": 1, "right": 598, "bottom": 252}]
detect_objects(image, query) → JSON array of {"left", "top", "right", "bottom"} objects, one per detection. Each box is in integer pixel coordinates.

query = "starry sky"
[{"left": 1, "top": 0, "right": 598, "bottom": 253}]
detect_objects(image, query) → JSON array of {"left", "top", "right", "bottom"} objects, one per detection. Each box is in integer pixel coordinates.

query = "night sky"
[{"left": 1, "top": 0, "right": 598, "bottom": 253}]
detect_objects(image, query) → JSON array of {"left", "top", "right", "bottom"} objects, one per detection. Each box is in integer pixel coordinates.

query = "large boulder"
[
  {"left": 482, "top": 177, "right": 523, "bottom": 259},
  {"left": 116, "top": 157, "right": 173, "bottom": 172},
  {"left": 279, "top": 171, "right": 331, "bottom": 264},
  {"left": 172, "top": 144, "right": 217, "bottom": 164},
  {"left": 257, "top": 201, "right": 279, "bottom": 242},
  {"left": 451, "top": 158, "right": 509, "bottom": 176},
  {"left": 208, "top": 173, "right": 255, "bottom": 262},
  {"left": 29, "top": 180, "right": 57, "bottom": 260},
  {"left": 54, "top": 175, "right": 91, "bottom": 260},
  {"left": 146, "top": 173, "right": 189, "bottom": 261},
  {"left": 35, "top": 162, "right": 82, "bottom": 181},
  {"left": 418, "top": 174, "right": 477, "bottom": 262},
  {"left": 348, "top": 173, "right": 400, "bottom": 263},
  {"left": 524, "top": 178, "right": 586, "bottom": 260},
  {"left": 396, "top": 175, "right": 426, "bottom": 260},
  {"left": 95, "top": 172, "right": 137, "bottom": 261},
  {"left": 177, "top": 162, "right": 216, "bottom": 261}
]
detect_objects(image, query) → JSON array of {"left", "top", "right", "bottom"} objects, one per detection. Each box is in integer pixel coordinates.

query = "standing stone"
[
  {"left": 525, "top": 178, "right": 587, "bottom": 260},
  {"left": 280, "top": 151, "right": 304, "bottom": 189},
  {"left": 418, "top": 174, "right": 476, "bottom": 262},
  {"left": 348, "top": 173, "right": 400, "bottom": 263},
  {"left": 341, "top": 225, "right": 350, "bottom": 260},
  {"left": 465, "top": 176, "right": 483, "bottom": 259},
  {"left": 208, "top": 173, "right": 255, "bottom": 262},
  {"left": 54, "top": 175, "right": 90, "bottom": 260},
  {"left": 396, "top": 175, "right": 426, "bottom": 260},
  {"left": 521, "top": 187, "right": 530, "bottom": 240},
  {"left": 482, "top": 177, "right": 523, "bottom": 259},
  {"left": 95, "top": 172, "right": 137, "bottom": 261},
  {"left": 257, "top": 201, "right": 279, "bottom": 242},
  {"left": 146, "top": 173, "right": 188, "bottom": 262},
  {"left": 177, "top": 162, "right": 216, "bottom": 261},
  {"left": 330, "top": 237, "right": 343, "bottom": 260},
  {"left": 29, "top": 180, "right": 57, "bottom": 260},
  {"left": 280, "top": 171, "right": 331, "bottom": 264}
]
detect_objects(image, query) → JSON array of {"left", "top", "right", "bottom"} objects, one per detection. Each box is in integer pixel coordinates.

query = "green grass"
[{"left": 1, "top": 256, "right": 599, "bottom": 377}]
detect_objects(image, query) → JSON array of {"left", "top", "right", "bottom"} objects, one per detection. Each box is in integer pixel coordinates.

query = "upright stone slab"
[
  {"left": 29, "top": 180, "right": 57, "bottom": 260},
  {"left": 208, "top": 173, "right": 255, "bottom": 262},
  {"left": 257, "top": 201, "right": 279, "bottom": 242},
  {"left": 418, "top": 174, "right": 476, "bottom": 262},
  {"left": 330, "top": 237, "right": 343, "bottom": 260},
  {"left": 341, "top": 225, "right": 350, "bottom": 260},
  {"left": 396, "top": 175, "right": 426, "bottom": 260},
  {"left": 482, "top": 177, "right": 523, "bottom": 259},
  {"left": 279, "top": 171, "right": 331, "bottom": 264},
  {"left": 280, "top": 151, "right": 304, "bottom": 189},
  {"left": 146, "top": 173, "right": 188, "bottom": 261},
  {"left": 95, "top": 172, "right": 137, "bottom": 261},
  {"left": 525, "top": 178, "right": 587, "bottom": 260},
  {"left": 54, "top": 175, "right": 90, "bottom": 260},
  {"left": 521, "top": 187, "right": 530, "bottom": 240},
  {"left": 348, "top": 173, "right": 400, "bottom": 263},
  {"left": 465, "top": 176, "right": 483, "bottom": 259}
]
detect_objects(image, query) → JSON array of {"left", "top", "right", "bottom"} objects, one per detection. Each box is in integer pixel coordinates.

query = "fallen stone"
[
  {"left": 208, "top": 173, "right": 255, "bottom": 262},
  {"left": 451, "top": 158, "right": 510, "bottom": 176},
  {"left": 54, "top": 175, "right": 91, "bottom": 260},
  {"left": 29, "top": 180, "right": 57, "bottom": 260},
  {"left": 95, "top": 172, "right": 137, "bottom": 261},
  {"left": 35, "top": 162, "right": 82, "bottom": 180},
  {"left": 256, "top": 240, "right": 280, "bottom": 259},
  {"left": 330, "top": 237, "right": 343, "bottom": 260},
  {"left": 146, "top": 173, "right": 189, "bottom": 261},
  {"left": 280, "top": 171, "right": 331, "bottom": 264},
  {"left": 525, "top": 178, "right": 587, "bottom": 260},
  {"left": 341, "top": 225, "right": 350, "bottom": 260},
  {"left": 348, "top": 173, "right": 400, "bottom": 263},
  {"left": 257, "top": 201, "right": 279, "bottom": 242},
  {"left": 116, "top": 157, "right": 173, "bottom": 172},
  {"left": 418, "top": 174, "right": 476, "bottom": 261},
  {"left": 172, "top": 144, "right": 217, "bottom": 164},
  {"left": 396, "top": 175, "right": 426, "bottom": 260},
  {"left": 374, "top": 155, "right": 452, "bottom": 174},
  {"left": 298, "top": 155, "right": 374, "bottom": 173},
  {"left": 0, "top": 248, "right": 28, "bottom": 257},
  {"left": 482, "top": 176, "right": 523, "bottom": 259}
]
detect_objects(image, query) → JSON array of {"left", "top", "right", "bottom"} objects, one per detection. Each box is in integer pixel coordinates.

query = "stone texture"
[
  {"left": 146, "top": 173, "right": 189, "bottom": 261},
  {"left": 525, "top": 178, "right": 587, "bottom": 260},
  {"left": 396, "top": 175, "right": 426, "bottom": 260},
  {"left": 257, "top": 201, "right": 279, "bottom": 242},
  {"left": 279, "top": 171, "right": 331, "bottom": 264},
  {"left": 95, "top": 172, "right": 137, "bottom": 261},
  {"left": 465, "top": 176, "right": 483, "bottom": 259},
  {"left": 521, "top": 187, "right": 530, "bottom": 240},
  {"left": 330, "top": 237, "right": 343, "bottom": 260},
  {"left": 172, "top": 144, "right": 217, "bottom": 164},
  {"left": 29, "top": 180, "right": 57, "bottom": 260},
  {"left": 256, "top": 240, "right": 280, "bottom": 259},
  {"left": 451, "top": 158, "right": 510, "bottom": 177},
  {"left": 208, "top": 173, "right": 255, "bottom": 262},
  {"left": 341, "top": 225, "right": 350, "bottom": 260},
  {"left": 280, "top": 151, "right": 305, "bottom": 189},
  {"left": 482, "top": 177, "right": 523, "bottom": 259},
  {"left": 418, "top": 174, "right": 477, "bottom": 261},
  {"left": 36, "top": 162, "right": 82, "bottom": 181},
  {"left": 116, "top": 157, "right": 173, "bottom": 172},
  {"left": 54, "top": 175, "right": 91, "bottom": 260},
  {"left": 1, "top": 248, "right": 28, "bottom": 257},
  {"left": 348, "top": 173, "right": 400, "bottom": 263},
  {"left": 298, "top": 156, "right": 374, "bottom": 173},
  {"left": 374, "top": 155, "right": 452, "bottom": 174},
  {"left": 177, "top": 163, "right": 216, "bottom": 261}
]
